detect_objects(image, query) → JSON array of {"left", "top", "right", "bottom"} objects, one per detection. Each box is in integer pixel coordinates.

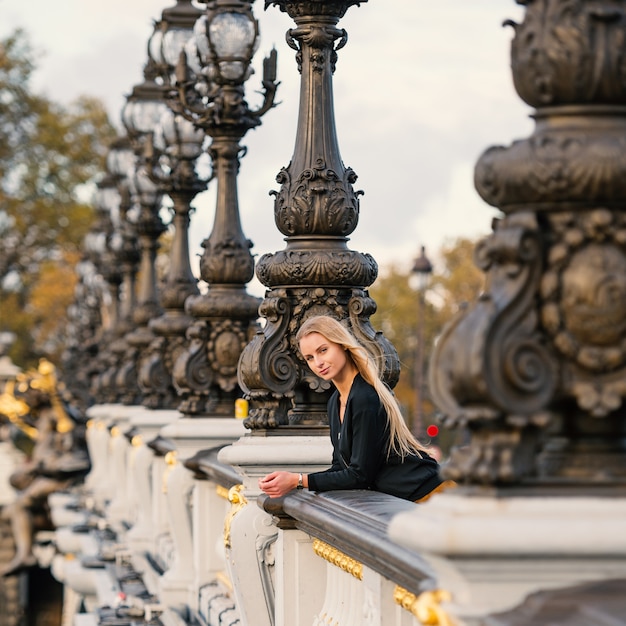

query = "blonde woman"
[{"left": 259, "top": 315, "right": 444, "bottom": 501}]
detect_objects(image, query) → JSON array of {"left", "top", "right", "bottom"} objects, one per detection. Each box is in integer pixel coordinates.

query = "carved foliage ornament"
[
  {"left": 272, "top": 159, "right": 361, "bottom": 237},
  {"left": 508, "top": 0, "right": 626, "bottom": 107}
]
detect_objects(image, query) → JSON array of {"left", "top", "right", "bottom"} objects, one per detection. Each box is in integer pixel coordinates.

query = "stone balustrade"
[
  {"left": 44, "top": 403, "right": 458, "bottom": 626},
  {"left": 43, "top": 403, "right": 626, "bottom": 626}
]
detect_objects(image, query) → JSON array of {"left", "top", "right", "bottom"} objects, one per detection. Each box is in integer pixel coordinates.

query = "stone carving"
[
  {"left": 430, "top": 0, "right": 626, "bottom": 486},
  {"left": 430, "top": 212, "right": 558, "bottom": 483},
  {"left": 507, "top": 1, "right": 626, "bottom": 107}
]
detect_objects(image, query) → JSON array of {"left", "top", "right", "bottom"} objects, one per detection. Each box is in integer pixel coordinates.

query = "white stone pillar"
[
  {"left": 158, "top": 461, "right": 195, "bottom": 609},
  {"left": 84, "top": 404, "right": 121, "bottom": 508},
  {"left": 275, "top": 530, "right": 326, "bottom": 626},
  {"left": 218, "top": 433, "right": 333, "bottom": 626},
  {"left": 125, "top": 409, "right": 178, "bottom": 550},
  {"left": 125, "top": 442, "right": 155, "bottom": 552},
  {"left": 153, "top": 417, "right": 247, "bottom": 609}
]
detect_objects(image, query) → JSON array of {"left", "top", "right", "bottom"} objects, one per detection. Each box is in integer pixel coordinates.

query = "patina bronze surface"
[
  {"left": 430, "top": 0, "right": 626, "bottom": 487},
  {"left": 237, "top": 0, "right": 400, "bottom": 429}
]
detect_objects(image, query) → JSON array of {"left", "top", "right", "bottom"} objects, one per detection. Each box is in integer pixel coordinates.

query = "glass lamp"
[
  {"left": 106, "top": 137, "right": 135, "bottom": 179},
  {"left": 154, "top": 107, "right": 205, "bottom": 160},
  {"left": 196, "top": 1, "right": 259, "bottom": 84},
  {"left": 148, "top": 0, "right": 203, "bottom": 84},
  {"left": 122, "top": 95, "right": 168, "bottom": 140},
  {"left": 96, "top": 175, "right": 122, "bottom": 229},
  {"left": 129, "top": 164, "right": 162, "bottom": 208}
]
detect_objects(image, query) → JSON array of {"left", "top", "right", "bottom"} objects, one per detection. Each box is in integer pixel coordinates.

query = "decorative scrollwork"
[
  {"left": 475, "top": 129, "right": 626, "bottom": 211},
  {"left": 138, "top": 339, "right": 176, "bottom": 409},
  {"left": 349, "top": 294, "right": 400, "bottom": 389},
  {"left": 430, "top": 212, "right": 558, "bottom": 483},
  {"left": 239, "top": 293, "right": 297, "bottom": 428},
  {"left": 173, "top": 321, "right": 213, "bottom": 414}
]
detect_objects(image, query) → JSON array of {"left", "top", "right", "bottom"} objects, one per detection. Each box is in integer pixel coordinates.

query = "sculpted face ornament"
[
  {"left": 541, "top": 211, "right": 626, "bottom": 373},
  {"left": 561, "top": 245, "right": 626, "bottom": 347}
]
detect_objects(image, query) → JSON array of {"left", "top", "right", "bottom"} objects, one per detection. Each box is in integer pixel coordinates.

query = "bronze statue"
[{"left": 0, "top": 360, "right": 90, "bottom": 577}]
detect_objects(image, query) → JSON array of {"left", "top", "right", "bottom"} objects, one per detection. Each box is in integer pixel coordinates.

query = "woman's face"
[{"left": 299, "top": 332, "right": 350, "bottom": 382}]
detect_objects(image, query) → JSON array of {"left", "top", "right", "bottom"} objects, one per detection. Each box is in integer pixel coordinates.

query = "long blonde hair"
[{"left": 296, "top": 315, "right": 429, "bottom": 458}]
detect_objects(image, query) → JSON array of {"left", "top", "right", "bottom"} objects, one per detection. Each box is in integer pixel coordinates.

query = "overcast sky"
[{"left": 2, "top": 0, "right": 532, "bottom": 294}]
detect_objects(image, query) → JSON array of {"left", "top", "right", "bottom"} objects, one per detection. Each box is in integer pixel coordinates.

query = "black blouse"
[{"left": 307, "top": 374, "right": 442, "bottom": 501}]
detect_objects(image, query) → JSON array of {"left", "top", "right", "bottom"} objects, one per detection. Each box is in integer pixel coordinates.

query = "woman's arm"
[{"left": 258, "top": 470, "right": 308, "bottom": 498}]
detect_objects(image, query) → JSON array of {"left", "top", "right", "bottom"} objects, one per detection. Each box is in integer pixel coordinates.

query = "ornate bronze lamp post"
[
  {"left": 137, "top": 110, "right": 206, "bottom": 409},
  {"left": 94, "top": 137, "right": 140, "bottom": 403},
  {"left": 115, "top": 72, "right": 169, "bottom": 405},
  {"left": 170, "top": 0, "right": 278, "bottom": 417},
  {"left": 237, "top": 0, "right": 399, "bottom": 429},
  {"left": 63, "top": 185, "right": 116, "bottom": 407},
  {"left": 137, "top": 0, "right": 208, "bottom": 409},
  {"left": 92, "top": 173, "right": 123, "bottom": 342}
]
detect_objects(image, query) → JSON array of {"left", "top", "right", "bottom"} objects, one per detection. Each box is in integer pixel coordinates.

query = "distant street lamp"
[{"left": 411, "top": 245, "right": 433, "bottom": 439}]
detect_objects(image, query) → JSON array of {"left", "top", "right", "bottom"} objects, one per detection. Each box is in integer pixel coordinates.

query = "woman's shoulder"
[
  {"left": 352, "top": 373, "right": 376, "bottom": 392},
  {"left": 350, "top": 374, "right": 381, "bottom": 405}
]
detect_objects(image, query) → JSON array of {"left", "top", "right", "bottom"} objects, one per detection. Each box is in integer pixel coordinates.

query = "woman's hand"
[{"left": 258, "top": 471, "right": 298, "bottom": 498}]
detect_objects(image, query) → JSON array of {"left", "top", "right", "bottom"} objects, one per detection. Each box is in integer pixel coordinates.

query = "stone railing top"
[
  {"left": 184, "top": 446, "right": 241, "bottom": 487},
  {"left": 147, "top": 435, "right": 177, "bottom": 457},
  {"left": 86, "top": 403, "right": 124, "bottom": 420},
  {"left": 261, "top": 489, "right": 435, "bottom": 596},
  {"left": 129, "top": 409, "right": 180, "bottom": 428}
]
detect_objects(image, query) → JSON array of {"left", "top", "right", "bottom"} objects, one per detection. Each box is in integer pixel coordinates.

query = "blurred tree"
[
  {"left": 369, "top": 236, "right": 486, "bottom": 452},
  {"left": 0, "top": 29, "right": 117, "bottom": 368},
  {"left": 430, "top": 237, "right": 486, "bottom": 321}
]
